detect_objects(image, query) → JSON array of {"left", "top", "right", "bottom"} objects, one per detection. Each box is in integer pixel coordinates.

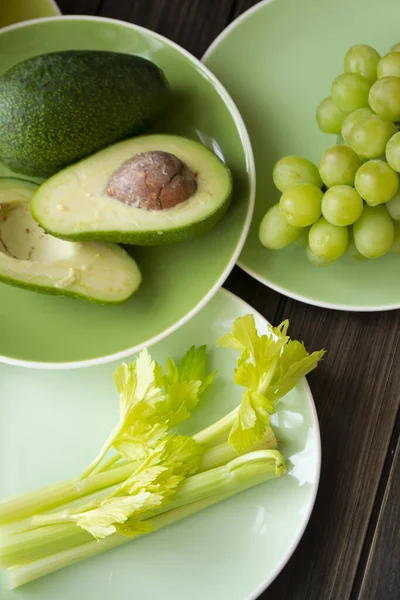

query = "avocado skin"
[
  {"left": 0, "top": 50, "right": 170, "bottom": 178},
  {"left": 31, "top": 178, "right": 233, "bottom": 246},
  {"left": 0, "top": 271, "right": 140, "bottom": 305}
]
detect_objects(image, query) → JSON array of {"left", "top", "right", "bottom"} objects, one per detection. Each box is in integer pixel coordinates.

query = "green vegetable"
[
  {"left": 6, "top": 451, "right": 285, "bottom": 590},
  {"left": 0, "top": 315, "right": 324, "bottom": 588},
  {"left": 195, "top": 315, "right": 325, "bottom": 453},
  {"left": 0, "top": 51, "right": 170, "bottom": 178}
]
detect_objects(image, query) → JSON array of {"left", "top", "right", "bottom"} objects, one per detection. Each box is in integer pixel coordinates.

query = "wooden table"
[{"left": 57, "top": 1, "right": 400, "bottom": 598}]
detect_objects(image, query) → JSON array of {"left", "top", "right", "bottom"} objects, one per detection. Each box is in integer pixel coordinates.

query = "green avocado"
[
  {"left": 31, "top": 134, "right": 233, "bottom": 246},
  {"left": 0, "top": 50, "right": 170, "bottom": 178},
  {"left": 0, "top": 178, "right": 141, "bottom": 303}
]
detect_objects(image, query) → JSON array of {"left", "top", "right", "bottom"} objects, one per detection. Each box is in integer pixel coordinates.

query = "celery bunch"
[{"left": 0, "top": 315, "right": 325, "bottom": 589}]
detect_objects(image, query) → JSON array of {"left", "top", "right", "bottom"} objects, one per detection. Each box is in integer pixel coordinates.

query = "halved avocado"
[
  {"left": 0, "top": 178, "right": 141, "bottom": 303},
  {"left": 31, "top": 135, "right": 233, "bottom": 245}
]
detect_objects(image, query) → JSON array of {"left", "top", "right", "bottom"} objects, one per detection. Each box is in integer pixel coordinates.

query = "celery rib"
[
  {"left": 0, "top": 463, "right": 137, "bottom": 525},
  {"left": 7, "top": 450, "right": 286, "bottom": 589},
  {"left": 1, "top": 451, "right": 285, "bottom": 572}
]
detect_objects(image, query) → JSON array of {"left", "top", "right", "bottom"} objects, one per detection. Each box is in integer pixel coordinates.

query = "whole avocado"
[{"left": 0, "top": 50, "right": 170, "bottom": 177}]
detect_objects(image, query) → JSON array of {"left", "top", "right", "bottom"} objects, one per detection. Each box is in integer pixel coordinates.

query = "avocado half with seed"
[
  {"left": 0, "top": 178, "right": 141, "bottom": 303},
  {"left": 31, "top": 135, "right": 233, "bottom": 245}
]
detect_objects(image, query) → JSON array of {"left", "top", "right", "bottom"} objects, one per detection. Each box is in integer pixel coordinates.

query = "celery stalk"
[
  {"left": 4, "top": 431, "right": 275, "bottom": 535},
  {"left": 7, "top": 450, "right": 285, "bottom": 589},
  {"left": 0, "top": 463, "right": 138, "bottom": 525},
  {"left": 0, "top": 449, "right": 284, "bottom": 568},
  {"left": 193, "top": 407, "right": 238, "bottom": 446},
  {"left": 92, "top": 453, "right": 122, "bottom": 474}
]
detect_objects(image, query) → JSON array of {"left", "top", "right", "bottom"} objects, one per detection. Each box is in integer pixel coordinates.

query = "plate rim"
[
  {"left": 202, "top": 0, "right": 400, "bottom": 313},
  {"left": 0, "top": 14, "right": 256, "bottom": 369},
  {"left": 220, "top": 288, "right": 322, "bottom": 599},
  {"left": 0, "top": 286, "right": 321, "bottom": 598}
]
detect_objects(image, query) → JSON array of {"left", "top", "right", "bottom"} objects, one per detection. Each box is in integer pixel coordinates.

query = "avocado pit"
[{"left": 106, "top": 151, "right": 197, "bottom": 210}]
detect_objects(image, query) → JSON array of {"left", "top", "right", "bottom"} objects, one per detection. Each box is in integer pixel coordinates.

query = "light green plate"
[
  {"left": 203, "top": 0, "right": 400, "bottom": 312},
  {"left": 0, "top": 16, "right": 254, "bottom": 367},
  {"left": 0, "top": 289, "right": 320, "bottom": 599}
]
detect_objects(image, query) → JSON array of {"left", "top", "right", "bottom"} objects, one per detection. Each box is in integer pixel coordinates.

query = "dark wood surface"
[{"left": 58, "top": 1, "right": 400, "bottom": 598}]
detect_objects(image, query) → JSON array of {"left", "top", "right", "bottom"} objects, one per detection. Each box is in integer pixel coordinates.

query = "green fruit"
[
  {"left": 0, "top": 177, "right": 141, "bottom": 303},
  {"left": 353, "top": 204, "right": 394, "bottom": 259},
  {"left": 259, "top": 203, "right": 303, "bottom": 249},
  {"left": 31, "top": 135, "right": 233, "bottom": 246},
  {"left": 0, "top": 50, "right": 170, "bottom": 178}
]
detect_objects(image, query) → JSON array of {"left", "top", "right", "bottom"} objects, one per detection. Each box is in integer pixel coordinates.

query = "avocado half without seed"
[
  {"left": 0, "top": 178, "right": 141, "bottom": 303},
  {"left": 31, "top": 135, "right": 233, "bottom": 245}
]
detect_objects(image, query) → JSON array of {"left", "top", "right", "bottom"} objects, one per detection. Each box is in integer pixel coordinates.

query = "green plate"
[
  {"left": 203, "top": 0, "right": 400, "bottom": 312},
  {"left": 0, "top": 16, "right": 254, "bottom": 367},
  {"left": 0, "top": 289, "right": 320, "bottom": 599}
]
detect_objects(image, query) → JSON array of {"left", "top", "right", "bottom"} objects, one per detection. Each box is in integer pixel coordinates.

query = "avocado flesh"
[
  {"left": 0, "top": 178, "right": 141, "bottom": 303},
  {"left": 31, "top": 135, "right": 233, "bottom": 246},
  {"left": 0, "top": 50, "right": 170, "bottom": 177}
]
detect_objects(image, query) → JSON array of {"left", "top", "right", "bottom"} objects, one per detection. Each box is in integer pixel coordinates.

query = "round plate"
[
  {"left": 0, "top": 16, "right": 254, "bottom": 367},
  {"left": 203, "top": 0, "right": 400, "bottom": 312},
  {"left": 0, "top": 288, "right": 320, "bottom": 599}
]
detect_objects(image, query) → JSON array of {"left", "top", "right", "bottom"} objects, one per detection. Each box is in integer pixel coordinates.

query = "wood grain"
[
  {"left": 56, "top": 1, "right": 400, "bottom": 598},
  {"left": 98, "top": 0, "right": 234, "bottom": 57},
  {"left": 356, "top": 433, "right": 400, "bottom": 600},
  {"left": 57, "top": 0, "right": 102, "bottom": 15},
  {"left": 260, "top": 300, "right": 400, "bottom": 599}
]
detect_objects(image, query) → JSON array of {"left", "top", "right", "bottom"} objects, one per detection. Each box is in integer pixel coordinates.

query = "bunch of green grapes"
[{"left": 259, "top": 42, "right": 400, "bottom": 265}]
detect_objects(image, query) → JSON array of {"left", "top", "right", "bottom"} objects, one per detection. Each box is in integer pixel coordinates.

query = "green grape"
[
  {"left": 316, "top": 97, "right": 347, "bottom": 134},
  {"left": 369, "top": 76, "right": 400, "bottom": 121},
  {"left": 347, "top": 114, "right": 397, "bottom": 159},
  {"left": 347, "top": 236, "right": 368, "bottom": 262},
  {"left": 259, "top": 203, "right": 303, "bottom": 249},
  {"left": 306, "top": 246, "right": 336, "bottom": 266},
  {"left": 279, "top": 184, "right": 322, "bottom": 227},
  {"left": 353, "top": 204, "right": 394, "bottom": 258},
  {"left": 272, "top": 156, "right": 322, "bottom": 192},
  {"left": 308, "top": 217, "right": 348, "bottom": 261},
  {"left": 341, "top": 107, "right": 373, "bottom": 142},
  {"left": 391, "top": 42, "right": 400, "bottom": 52},
  {"left": 390, "top": 220, "right": 400, "bottom": 252},
  {"left": 331, "top": 73, "right": 372, "bottom": 113},
  {"left": 321, "top": 185, "right": 363, "bottom": 226},
  {"left": 319, "top": 145, "right": 361, "bottom": 187},
  {"left": 344, "top": 44, "right": 380, "bottom": 81},
  {"left": 377, "top": 52, "right": 400, "bottom": 78},
  {"left": 385, "top": 190, "right": 400, "bottom": 220},
  {"left": 354, "top": 160, "right": 399, "bottom": 205},
  {"left": 385, "top": 131, "right": 400, "bottom": 172}
]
